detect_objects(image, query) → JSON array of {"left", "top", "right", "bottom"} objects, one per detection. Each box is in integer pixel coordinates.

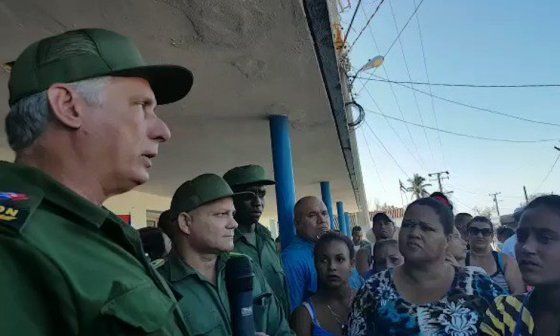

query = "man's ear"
[
  {"left": 47, "top": 83, "right": 84, "bottom": 129},
  {"left": 177, "top": 212, "right": 192, "bottom": 236}
]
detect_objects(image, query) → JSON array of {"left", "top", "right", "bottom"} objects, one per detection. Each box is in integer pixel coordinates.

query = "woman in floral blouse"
[{"left": 347, "top": 197, "right": 505, "bottom": 336}]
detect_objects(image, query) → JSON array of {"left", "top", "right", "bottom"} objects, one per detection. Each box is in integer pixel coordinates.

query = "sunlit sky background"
[{"left": 340, "top": 0, "right": 559, "bottom": 218}]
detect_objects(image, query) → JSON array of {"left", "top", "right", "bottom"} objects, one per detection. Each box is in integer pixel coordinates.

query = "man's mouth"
[{"left": 141, "top": 153, "right": 156, "bottom": 167}]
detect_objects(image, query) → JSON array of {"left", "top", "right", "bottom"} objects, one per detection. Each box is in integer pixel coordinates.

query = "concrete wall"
[{"left": 104, "top": 190, "right": 171, "bottom": 229}]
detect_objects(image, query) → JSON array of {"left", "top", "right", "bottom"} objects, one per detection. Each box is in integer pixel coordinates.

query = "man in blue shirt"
[
  {"left": 501, "top": 206, "right": 525, "bottom": 259},
  {"left": 281, "top": 196, "right": 330, "bottom": 312}
]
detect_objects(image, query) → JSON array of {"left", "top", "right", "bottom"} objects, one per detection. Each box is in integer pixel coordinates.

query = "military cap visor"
[
  {"left": 223, "top": 165, "right": 275, "bottom": 188},
  {"left": 108, "top": 65, "right": 193, "bottom": 105},
  {"left": 8, "top": 28, "right": 193, "bottom": 106}
]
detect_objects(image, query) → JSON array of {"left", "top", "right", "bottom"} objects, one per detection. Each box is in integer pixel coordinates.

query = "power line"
[
  {"left": 347, "top": 0, "right": 386, "bottom": 52},
  {"left": 360, "top": 9, "right": 424, "bottom": 166},
  {"left": 355, "top": 0, "right": 426, "bottom": 95},
  {"left": 342, "top": 0, "right": 363, "bottom": 45},
  {"left": 359, "top": 126, "right": 388, "bottom": 193},
  {"left": 452, "top": 197, "right": 475, "bottom": 212},
  {"left": 383, "top": 0, "right": 426, "bottom": 58},
  {"left": 535, "top": 152, "right": 560, "bottom": 192},
  {"left": 364, "top": 119, "right": 411, "bottom": 178},
  {"left": 387, "top": 0, "right": 436, "bottom": 166},
  {"left": 412, "top": 0, "right": 446, "bottom": 167},
  {"left": 364, "top": 108, "right": 560, "bottom": 143},
  {"left": 363, "top": 85, "right": 427, "bottom": 170},
  {"left": 361, "top": 76, "right": 560, "bottom": 88},
  {"left": 362, "top": 76, "right": 560, "bottom": 127}
]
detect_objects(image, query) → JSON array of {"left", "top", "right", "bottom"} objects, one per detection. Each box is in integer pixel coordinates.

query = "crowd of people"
[{"left": 1, "top": 28, "right": 559, "bottom": 336}]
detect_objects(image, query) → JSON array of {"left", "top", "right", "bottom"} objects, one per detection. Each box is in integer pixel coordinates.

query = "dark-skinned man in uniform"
[
  {"left": 0, "top": 29, "right": 193, "bottom": 335},
  {"left": 158, "top": 174, "right": 294, "bottom": 335},
  {"left": 223, "top": 164, "right": 290, "bottom": 314}
]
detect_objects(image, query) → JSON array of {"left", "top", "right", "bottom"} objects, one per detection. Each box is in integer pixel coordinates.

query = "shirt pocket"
[
  {"left": 253, "top": 292, "right": 272, "bottom": 332},
  {"left": 183, "top": 310, "right": 222, "bottom": 336},
  {"left": 99, "top": 281, "right": 177, "bottom": 335},
  {"left": 266, "top": 261, "right": 287, "bottom": 290}
]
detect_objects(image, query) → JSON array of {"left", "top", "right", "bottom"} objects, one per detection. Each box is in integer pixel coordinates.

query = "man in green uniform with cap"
[
  {"left": 0, "top": 29, "right": 193, "bottom": 335},
  {"left": 158, "top": 174, "right": 294, "bottom": 335},
  {"left": 223, "top": 164, "right": 290, "bottom": 314}
]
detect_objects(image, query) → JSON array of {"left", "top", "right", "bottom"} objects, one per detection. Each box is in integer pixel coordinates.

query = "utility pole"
[
  {"left": 428, "top": 171, "right": 450, "bottom": 192},
  {"left": 489, "top": 192, "right": 502, "bottom": 217},
  {"left": 523, "top": 186, "right": 529, "bottom": 203}
]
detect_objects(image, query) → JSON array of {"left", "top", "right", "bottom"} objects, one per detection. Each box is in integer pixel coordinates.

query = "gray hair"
[{"left": 5, "top": 76, "right": 111, "bottom": 151}]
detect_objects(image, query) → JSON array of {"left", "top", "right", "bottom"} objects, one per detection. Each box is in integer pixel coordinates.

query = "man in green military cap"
[
  {"left": 159, "top": 174, "right": 293, "bottom": 335},
  {"left": 223, "top": 164, "right": 290, "bottom": 314},
  {"left": 0, "top": 29, "right": 193, "bottom": 335}
]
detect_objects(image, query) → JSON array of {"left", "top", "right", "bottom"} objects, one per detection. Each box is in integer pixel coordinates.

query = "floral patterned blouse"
[{"left": 347, "top": 266, "right": 505, "bottom": 336}]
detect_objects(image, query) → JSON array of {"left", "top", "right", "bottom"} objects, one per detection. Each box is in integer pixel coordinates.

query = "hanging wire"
[{"left": 364, "top": 108, "right": 560, "bottom": 143}]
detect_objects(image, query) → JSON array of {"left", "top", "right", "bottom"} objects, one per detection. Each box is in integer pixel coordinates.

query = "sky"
[{"left": 340, "top": 0, "right": 560, "bottom": 218}]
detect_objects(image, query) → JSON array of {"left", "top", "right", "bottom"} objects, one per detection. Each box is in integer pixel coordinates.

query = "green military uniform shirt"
[
  {"left": 0, "top": 161, "right": 190, "bottom": 336},
  {"left": 233, "top": 223, "right": 290, "bottom": 314},
  {"left": 158, "top": 252, "right": 294, "bottom": 336}
]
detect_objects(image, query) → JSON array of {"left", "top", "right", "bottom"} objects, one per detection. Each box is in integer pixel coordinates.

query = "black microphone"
[{"left": 225, "top": 255, "right": 256, "bottom": 336}]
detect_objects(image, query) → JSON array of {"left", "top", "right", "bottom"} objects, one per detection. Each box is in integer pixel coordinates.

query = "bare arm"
[
  {"left": 290, "top": 305, "right": 313, "bottom": 336},
  {"left": 503, "top": 254, "right": 525, "bottom": 295}
]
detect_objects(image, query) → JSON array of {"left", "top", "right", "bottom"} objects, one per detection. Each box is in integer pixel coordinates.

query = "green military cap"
[
  {"left": 223, "top": 165, "right": 275, "bottom": 188},
  {"left": 8, "top": 28, "right": 193, "bottom": 106},
  {"left": 170, "top": 174, "right": 250, "bottom": 215}
]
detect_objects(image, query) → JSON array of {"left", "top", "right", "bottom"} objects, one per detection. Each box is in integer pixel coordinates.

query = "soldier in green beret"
[
  {"left": 0, "top": 29, "right": 193, "bottom": 335},
  {"left": 158, "top": 174, "right": 293, "bottom": 335},
  {"left": 223, "top": 165, "right": 290, "bottom": 314}
]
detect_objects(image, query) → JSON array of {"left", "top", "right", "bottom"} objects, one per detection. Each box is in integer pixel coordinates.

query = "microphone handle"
[{"left": 230, "top": 290, "right": 256, "bottom": 336}]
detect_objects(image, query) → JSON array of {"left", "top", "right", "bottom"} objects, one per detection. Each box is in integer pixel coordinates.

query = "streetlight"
[
  {"left": 344, "top": 55, "right": 384, "bottom": 127},
  {"left": 359, "top": 55, "right": 384, "bottom": 72},
  {"left": 349, "top": 55, "right": 384, "bottom": 86}
]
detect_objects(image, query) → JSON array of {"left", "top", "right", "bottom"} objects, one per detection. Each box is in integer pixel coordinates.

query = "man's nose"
[
  {"left": 251, "top": 196, "right": 263, "bottom": 207},
  {"left": 149, "top": 115, "right": 171, "bottom": 143},
  {"left": 228, "top": 216, "right": 239, "bottom": 230}
]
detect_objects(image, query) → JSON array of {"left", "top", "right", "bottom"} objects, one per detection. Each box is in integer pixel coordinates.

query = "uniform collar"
[
  {"left": 0, "top": 161, "right": 110, "bottom": 228},
  {"left": 167, "top": 251, "right": 229, "bottom": 283},
  {"left": 233, "top": 222, "right": 271, "bottom": 243}
]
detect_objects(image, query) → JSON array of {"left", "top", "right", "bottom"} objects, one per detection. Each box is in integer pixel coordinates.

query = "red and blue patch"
[
  {"left": 0, "top": 192, "right": 30, "bottom": 231},
  {"left": 0, "top": 192, "right": 29, "bottom": 202}
]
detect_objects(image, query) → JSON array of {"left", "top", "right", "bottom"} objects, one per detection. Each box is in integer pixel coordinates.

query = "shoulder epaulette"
[{"left": 0, "top": 192, "right": 40, "bottom": 232}]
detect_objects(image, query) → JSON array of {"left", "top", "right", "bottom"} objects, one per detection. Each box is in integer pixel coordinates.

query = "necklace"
[{"left": 326, "top": 303, "right": 347, "bottom": 327}]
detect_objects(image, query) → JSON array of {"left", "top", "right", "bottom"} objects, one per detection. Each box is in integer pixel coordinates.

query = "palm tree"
[{"left": 406, "top": 174, "right": 431, "bottom": 199}]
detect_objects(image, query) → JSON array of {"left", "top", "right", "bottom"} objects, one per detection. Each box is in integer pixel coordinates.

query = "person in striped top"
[{"left": 481, "top": 195, "right": 560, "bottom": 336}]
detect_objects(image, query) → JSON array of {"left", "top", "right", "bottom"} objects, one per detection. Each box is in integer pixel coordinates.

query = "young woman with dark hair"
[
  {"left": 482, "top": 195, "right": 560, "bottom": 335},
  {"left": 291, "top": 232, "right": 355, "bottom": 336}
]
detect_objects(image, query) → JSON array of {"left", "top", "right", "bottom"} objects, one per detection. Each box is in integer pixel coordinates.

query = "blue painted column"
[
  {"left": 269, "top": 115, "right": 297, "bottom": 249},
  {"left": 336, "top": 201, "right": 348, "bottom": 236},
  {"left": 320, "top": 181, "right": 335, "bottom": 230},
  {"left": 345, "top": 212, "right": 352, "bottom": 236}
]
